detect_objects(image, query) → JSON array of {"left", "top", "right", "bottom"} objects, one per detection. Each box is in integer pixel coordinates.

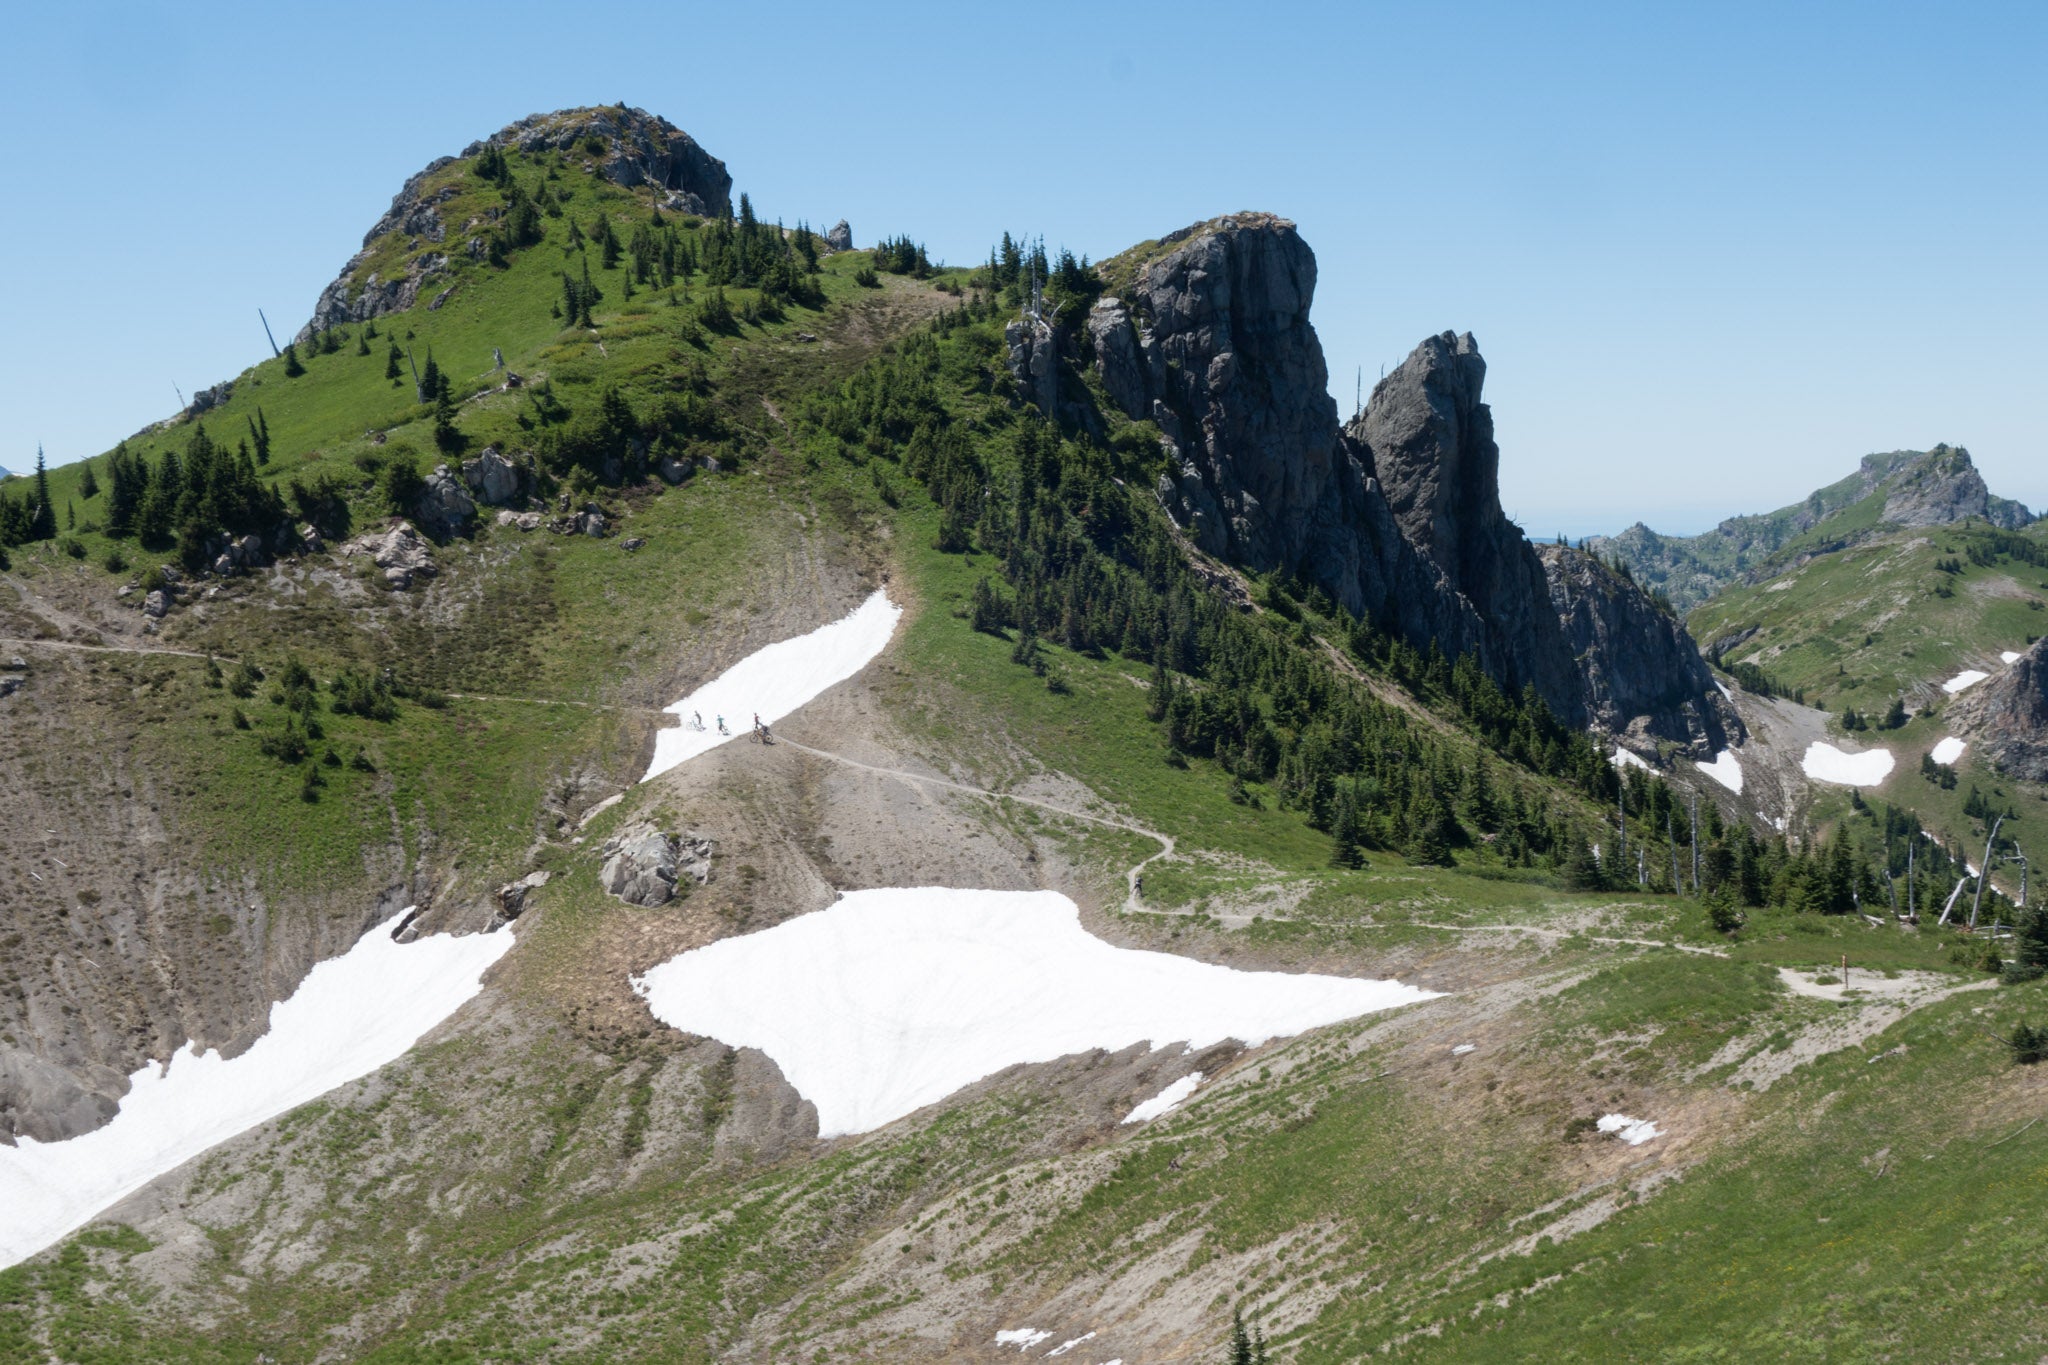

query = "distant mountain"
[{"left": 1588, "top": 445, "right": 2034, "bottom": 613}]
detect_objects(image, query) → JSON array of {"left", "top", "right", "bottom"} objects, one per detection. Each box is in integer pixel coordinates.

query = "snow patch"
[
  {"left": 1931, "top": 736, "right": 1966, "bottom": 766},
  {"left": 0, "top": 922, "right": 512, "bottom": 1270},
  {"left": 996, "top": 1329, "right": 1052, "bottom": 1350},
  {"left": 1609, "top": 747, "right": 1655, "bottom": 773},
  {"left": 635, "top": 888, "right": 1437, "bottom": 1136},
  {"left": 1943, "top": 669, "right": 1989, "bottom": 695},
  {"left": 1122, "top": 1072, "right": 1203, "bottom": 1124},
  {"left": 1715, "top": 679, "right": 1735, "bottom": 701},
  {"left": 1451, "top": 1044, "right": 1476, "bottom": 1056},
  {"left": 1696, "top": 750, "right": 1744, "bottom": 794},
  {"left": 1597, "top": 1113, "right": 1662, "bottom": 1145},
  {"left": 1801, "top": 742, "right": 1895, "bottom": 786},
  {"left": 2002, "top": 650, "right": 2023, "bottom": 665},
  {"left": 1045, "top": 1333, "right": 1097, "bottom": 1356},
  {"left": 641, "top": 590, "right": 901, "bottom": 782}
]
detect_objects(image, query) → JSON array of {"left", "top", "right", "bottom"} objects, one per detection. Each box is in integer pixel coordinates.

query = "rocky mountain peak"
[
  {"left": 300, "top": 106, "right": 730, "bottom": 341},
  {"left": 1349, "top": 330, "right": 1501, "bottom": 585},
  {"left": 1880, "top": 443, "right": 2032, "bottom": 529},
  {"left": 463, "top": 106, "right": 730, "bottom": 214},
  {"left": 1078, "top": 215, "right": 1738, "bottom": 754}
]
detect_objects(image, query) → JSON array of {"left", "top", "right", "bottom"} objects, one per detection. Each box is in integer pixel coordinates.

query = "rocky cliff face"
[
  {"left": 1879, "top": 444, "right": 2032, "bottom": 528},
  {"left": 301, "top": 106, "right": 730, "bottom": 340},
  {"left": 1949, "top": 637, "right": 2048, "bottom": 781},
  {"left": 1088, "top": 215, "right": 1737, "bottom": 753}
]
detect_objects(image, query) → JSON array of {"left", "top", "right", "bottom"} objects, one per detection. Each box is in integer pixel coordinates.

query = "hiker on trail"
[
  {"left": 1135, "top": 873, "right": 1143, "bottom": 899},
  {"left": 717, "top": 715, "right": 728, "bottom": 735}
]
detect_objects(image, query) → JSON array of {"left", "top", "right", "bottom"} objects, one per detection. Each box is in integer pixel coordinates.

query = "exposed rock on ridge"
[
  {"left": 301, "top": 106, "right": 730, "bottom": 340},
  {"left": 1090, "top": 215, "right": 1737, "bottom": 753},
  {"left": 1949, "top": 637, "right": 2048, "bottom": 781}
]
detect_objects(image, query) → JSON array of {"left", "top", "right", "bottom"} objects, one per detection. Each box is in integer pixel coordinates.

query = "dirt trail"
[{"left": 774, "top": 737, "right": 1174, "bottom": 912}]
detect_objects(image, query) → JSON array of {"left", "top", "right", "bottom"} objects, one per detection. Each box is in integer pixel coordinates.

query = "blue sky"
[{"left": 2, "top": 1, "right": 2041, "bottom": 535}]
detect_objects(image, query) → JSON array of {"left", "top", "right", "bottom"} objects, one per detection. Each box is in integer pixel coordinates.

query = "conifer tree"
[
  {"left": 77, "top": 458, "right": 98, "bottom": 500},
  {"left": 356, "top": 328, "right": 371, "bottom": 356},
  {"left": 419, "top": 351, "right": 442, "bottom": 408},
  {"left": 385, "top": 340, "right": 403, "bottom": 381},
  {"left": 282, "top": 343, "right": 305, "bottom": 377},
  {"left": 29, "top": 447, "right": 56, "bottom": 540}
]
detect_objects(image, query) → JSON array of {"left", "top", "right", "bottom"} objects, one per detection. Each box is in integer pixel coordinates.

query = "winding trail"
[{"left": 774, "top": 737, "right": 1174, "bottom": 913}]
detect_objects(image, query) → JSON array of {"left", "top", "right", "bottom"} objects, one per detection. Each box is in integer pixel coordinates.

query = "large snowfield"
[
  {"left": 635, "top": 887, "right": 1438, "bottom": 1136},
  {"left": 1931, "top": 736, "right": 1967, "bottom": 766},
  {"left": 1801, "top": 742, "right": 1896, "bottom": 786},
  {"left": 0, "top": 922, "right": 511, "bottom": 1269},
  {"left": 641, "top": 589, "right": 901, "bottom": 782},
  {"left": 1942, "top": 669, "right": 1989, "bottom": 695}
]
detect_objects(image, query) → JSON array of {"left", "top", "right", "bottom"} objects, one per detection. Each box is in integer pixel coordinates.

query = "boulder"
[
  {"left": 657, "top": 455, "right": 691, "bottom": 485},
  {"left": 340, "top": 520, "right": 437, "bottom": 590},
  {"left": 0, "top": 676, "right": 23, "bottom": 699},
  {"left": 212, "top": 553, "right": 235, "bottom": 577},
  {"left": 143, "top": 589, "right": 170, "bottom": 618},
  {"left": 298, "top": 523, "right": 325, "bottom": 554},
  {"left": 413, "top": 464, "right": 477, "bottom": 537},
  {"left": 495, "top": 509, "right": 545, "bottom": 532},
  {"left": 826, "top": 219, "right": 853, "bottom": 252},
  {"left": 462, "top": 446, "right": 521, "bottom": 505},
  {"left": 490, "top": 870, "right": 553, "bottom": 929},
  {"left": 600, "top": 825, "right": 679, "bottom": 906},
  {"left": 622, "top": 537, "right": 646, "bottom": 551}
]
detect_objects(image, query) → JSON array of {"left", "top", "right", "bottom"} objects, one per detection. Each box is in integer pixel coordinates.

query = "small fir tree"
[{"left": 282, "top": 343, "right": 305, "bottom": 377}]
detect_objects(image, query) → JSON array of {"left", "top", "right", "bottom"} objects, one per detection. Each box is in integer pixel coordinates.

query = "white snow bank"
[
  {"left": 1801, "top": 742, "right": 1895, "bottom": 787},
  {"left": 1715, "top": 679, "right": 1734, "bottom": 701},
  {"left": 1931, "top": 736, "right": 1967, "bottom": 766},
  {"left": 2003, "top": 650, "right": 2023, "bottom": 665},
  {"left": 1123, "top": 1072, "right": 1203, "bottom": 1124},
  {"left": 0, "top": 922, "right": 511, "bottom": 1269},
  {"left": 1451, "top": 1044, "right": 1476, "bottom": 1056},
  {"left": 996, "top": 1329, "right": 1052, "bottom": 1350},
  {"left": 1609, "top": 747, "right": 1654, "bottom": 773},
  {"left": 636, "top": 888, "right": 1437, "bottom": 1136},
  {"left": 1045, "top": 1333, "right": 1096, "bottom": 1356},
  {"left": 1597, "top": 1113, "right": 1662, "bottom": 1145},
  {"left": 1696, "top": 750, "right": 1744, "bottom": 794},
  {"left": 641, "top": 589, "right": 901, "bottom": 783},
  {"left": 1943, "top": 669, "right": 1989, "bottom": 695}
]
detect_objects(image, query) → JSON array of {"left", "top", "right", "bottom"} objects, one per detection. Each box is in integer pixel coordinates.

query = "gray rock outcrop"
[
  {"left": 461, "top": 446, "right": 521, "bottom": 505},
  {"left": 1086, "top": 213, "right": 1737, "bottom": 753},
  {"left": 1949, "top": 637, "right": 2048, "bottom": 781},
  {"left": 340, "top": 521, "right": 437, "bottom": 589},
  {"left": 477, "top": 107, "right": 731, "bottom": 212},
  {"left": 599, "top": 823, "right": 713, "bottom": 907},
  {"left": 826, "top": 219, "right": 853, "bottom": 252},
  {"left": 1003, "top": 315, "right": 1060, "bottom": 417},
  {"left": 413, "top": 465, "right": 477, "bottom": 537},
  {"left": 1880, "top": 444, "right": 2032, "bottom": 528}
]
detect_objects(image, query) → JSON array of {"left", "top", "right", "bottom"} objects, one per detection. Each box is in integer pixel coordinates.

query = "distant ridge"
[{"left": 1587, "top": 444, "right": 2035, "bottom": 612}]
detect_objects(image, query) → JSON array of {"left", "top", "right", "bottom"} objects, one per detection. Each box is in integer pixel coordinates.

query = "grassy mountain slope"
[{"left": 2, "top": 109, "right": 2046, "bottom": 1362}]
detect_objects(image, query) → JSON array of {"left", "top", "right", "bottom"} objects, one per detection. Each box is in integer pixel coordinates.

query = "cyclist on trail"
[{"left": 693, "top": 711, "right": 703, "bottom": 731}]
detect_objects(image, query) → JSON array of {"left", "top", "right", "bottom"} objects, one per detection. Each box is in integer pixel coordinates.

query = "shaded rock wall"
[{"left": 1090, "top": 214, "right": 1737, "bottom": 752}]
